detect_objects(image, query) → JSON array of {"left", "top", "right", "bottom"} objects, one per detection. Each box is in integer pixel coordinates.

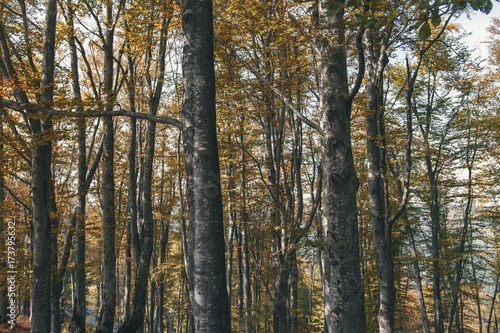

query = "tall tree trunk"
[
  {"left": 236, "top": 230, "right": 244, "bottom": 331},
  {"left": 316, "top": 1, "right": 365, "bottom": 331},
  {"left": 123, "top": 222, "right": 132, "bottom": 320},
  {"left": 242, "top": 228, "right": 252, "bottom": 333},
  {"left": 124, "top": 54, "right": 137, "bottom": 323},
  {"left": 427, "top": 143, "right": 444, "bottom": 333},
  {"left": 239, "top": 124, "right": 253, "bottom": 333},
  {"left": 118, "top": 9, "right": 168, "bottom": 331},
  {"left": 95, "top": 4, "right": 117, "bottom": 332},
  {"left": 30, "top": 0, "right": 57, "bottom": 330},
  {"left": 404, "top": 217, "right": 431, "bottom": 333},
  {"left": 118, "top": 99, "right": 156, "bottom": 333},
  {"left": 66, "top": 3, "right": 87, "bottom": 329},
  {"left": 156, "top": 218, "right": 170, "bottom": 333},
  {"left": 181, "top": 0, "right": 230, "bottom": 330},
  {"left": 289, "top": 103, "right": 303, "bottom": 333},
  {"left": 365, "top": 30, "right": 395, "bottom": 332},
  {"left": 486, "top": 275, "right": 499, "bottom": 333}
]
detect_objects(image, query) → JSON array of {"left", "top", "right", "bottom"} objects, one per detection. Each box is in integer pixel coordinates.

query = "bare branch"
[
  {"left": 349, "top": 24, "right": 366, "bottom": 102},
  {"left": 214, "top": 35, "right": 324, "bottom": 138},
  {"left": 287, "top": 12, "right": 321, "bottom": 56},
  {"left": 0, "top": 98, "right": 183, "bottom": 129}
]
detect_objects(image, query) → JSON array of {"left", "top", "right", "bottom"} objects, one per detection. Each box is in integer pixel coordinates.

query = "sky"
[{"left": 453, "top": 2, "right": 500, "bottom": 60}]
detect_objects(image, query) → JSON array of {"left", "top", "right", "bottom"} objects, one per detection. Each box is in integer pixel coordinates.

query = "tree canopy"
[{"left": 0, "top": 0, "right": 500, "bottom": 332}]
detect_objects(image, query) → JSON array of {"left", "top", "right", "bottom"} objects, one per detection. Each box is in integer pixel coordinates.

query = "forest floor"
[{"left": 0, "top": 316, "right": 30, "bottom": 332}]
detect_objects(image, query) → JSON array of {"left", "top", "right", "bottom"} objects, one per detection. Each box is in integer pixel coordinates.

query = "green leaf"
[{"left": 419, "top": 21, "right": 432, "bottom": 40}]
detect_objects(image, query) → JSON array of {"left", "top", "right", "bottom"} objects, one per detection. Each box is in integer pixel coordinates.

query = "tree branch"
[
  {"left": 214, "top": 35, "right": 324, "bottom": 138},
  {"left": 0, "top": 98, "right": 183, "bottom": 129},
  {"left": 349, "top": 21, "right": 366, "bottom": 102}
]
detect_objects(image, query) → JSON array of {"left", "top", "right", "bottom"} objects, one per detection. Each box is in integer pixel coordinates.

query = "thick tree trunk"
[
  {"left": 95, "top": 5, "right": 117, "bottom": 331},
  {"left": 316, "top": 1, "right": 365, "bottom": 331},
  {"left": 31, "top": 0, "right": 57, "bottom": 331},
  {"left": 181, "top": 0, "right": 230, "bottom": 330}
]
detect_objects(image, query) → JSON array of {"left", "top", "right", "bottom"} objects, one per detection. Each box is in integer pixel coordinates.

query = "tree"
[
  {"left": 95, "top": 2, "right": 119, "bottom": 331},
  {"left": 0, "top": 0, "right": 57, "bottom": 330},
  {"left": 117, "top": 1, "right": 171, "bottom": 330},
  {"left": 315, "top": 1, "right": 366, "bottom": 331},
  {"left": 181, "top": 0, "right": 231, "bottom": 330}
]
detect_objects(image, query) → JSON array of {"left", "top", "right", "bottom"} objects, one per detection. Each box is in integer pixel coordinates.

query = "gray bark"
[
  {"left": 487, "top": 275, "right": 499, "bottom": 333},
  {"left": 239, "top": 127, "right": 253, "bottom": 333},
  {"left": 446, "top": 161, "right": 474, "bottom": 333},
  {"left": 30, "top": 0, "right": 58, "bottom": 330},
  {"left": 117, "top": 8, "right": 168, "bottom": 332},
  {"left": 365, "top": 27, "right": 396, "bottom": 333},
  {"left": 404, "top": 218, "right": 431, "bottom": 333},
  {"left": 95, "top": 5, "right": 117, "bottom": 332},
  {"left": 236, "top": 230, "right": 244, "bottom": 331},
  {"left": 181, "top": 0, "right": 230, "bottom": 331},
  {"left": 66, "top": 3, "right": 87, "bottom": 329},
  {"left": 316, "top": 1, "right": 365, "bottom": 331}
]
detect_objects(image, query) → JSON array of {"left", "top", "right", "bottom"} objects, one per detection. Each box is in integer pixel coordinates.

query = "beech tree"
[
  {"left": 1, "top": 0, "right": 500, "bottom": 331},
  {"left": 181, "top": 0, "right": 231, "bottom": 330}
]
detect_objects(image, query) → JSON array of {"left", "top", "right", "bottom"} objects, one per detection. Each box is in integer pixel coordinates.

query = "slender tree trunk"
[
  {"left": 289, "top": 107, "right": 302, "bottom": 333},
  {"left": 289, "top": 250, "right": 298, "bottom": 332},
  {"left": 365, "top": 33, "right": 395, "bottom": 332},
  {"left": 239, "top": 127, "right": 253, "bottom": 333},
  {"left": 472, "top": 259, "right": 483, "bottom": 333},
  {"left": 118, "top": 8, "right": 168, "bottom": 331},
  {"left": 156, "top": 218, "right": 169, "bottom": 333},
  {"left": 487, "top": 275, "right": 499, "bottom": 333},
  {"left": 124, "top": 54, "right": 137, "bottom": 323},
  {"left": 242, "top": 228, "right": 252, "bottom": 333},
  {"left": 50, "top": 169, "right": 61, "bottom": 333},
  {"left": 404, "top": 217, "right": 431, "bottom": 333},
  {"left": 123, "top": 225, "right": 132, "bottom": 320},
  {"left": 66, "top": 4, "right": 87, "bottom": 329},
  {"left": 236, "top": 230, "right": 244, "bottom": 331},
  {"left": 95, "top": 5, "right": 117, "bottom": 332},
  {"left": 446, "top": 161, "right": 474, "bottom": 333},
  {"left": 427, "top": 151, "right": 444, "bottom": 333},
  {"left": 118, "top": 111, "right": 156, "bottom": 333},
  {"left": 181, "top": 0, "right": 230, "bottom": 330},
  {"left": 30, "top": 0, "right": 57, "bottom": 330},
  {"left": 316, "top": 1, "right": 365, "bottom": 331},
  {"left": 149, "top": 266, "right": 156, "bottom": 333}
]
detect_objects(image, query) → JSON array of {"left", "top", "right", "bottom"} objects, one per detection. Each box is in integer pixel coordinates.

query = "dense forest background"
[{"left": 1, "top": 0, "right": 500, "bottom": 332}]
